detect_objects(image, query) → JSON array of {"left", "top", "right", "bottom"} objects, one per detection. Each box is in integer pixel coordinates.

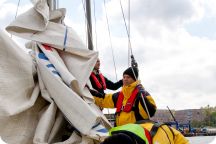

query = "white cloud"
[
  {"left": 95, "top": 0, "right": 216, "bottom": 110},
  {"left": 204, "top": 0, "right": 216, "bottom": 16},
  {"left": 0, "top": 1, "right": 32, "bottom": 31},
  {"left": 135, "top": 28, "right": 216, "bottom": 109}
]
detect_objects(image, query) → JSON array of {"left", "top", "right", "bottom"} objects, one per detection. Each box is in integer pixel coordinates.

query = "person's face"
[
  {"left": 94, "top": 59, "right": 100, "bottom": 70},
  {"left": 123, "top": 74, "right": 135, "bottom": 86}
]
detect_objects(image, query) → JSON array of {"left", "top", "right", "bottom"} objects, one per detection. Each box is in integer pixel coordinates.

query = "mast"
[
  {"left": 47, "top": 0, "right": 93, "bottom": 50},
  {"left": 167, "top": 106, "right": 177, "bottom": 122},
  {"left": 167, "top": 106, "right": 179, "bottom": 129},
  {"left": 86, "top": 0, "right": 93, "bottom": 50},
  {"left": 47, "top": 0, "right": 57, "bottom": 11}
]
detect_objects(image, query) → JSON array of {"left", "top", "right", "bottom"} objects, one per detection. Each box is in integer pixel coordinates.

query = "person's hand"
[
  {"left": 137, "top": 84, "right": 145, "bottom": 93},
  {"left": 137, "top": 84, "right": 149, "bottom": 97},
  {"left": 89, "top": 89, "right": 105, "bottom": 98}
]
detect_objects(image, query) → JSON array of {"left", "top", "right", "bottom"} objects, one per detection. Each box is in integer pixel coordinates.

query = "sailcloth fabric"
[{"left": 0, "top": 0, "right": 111, "bottom": 143}]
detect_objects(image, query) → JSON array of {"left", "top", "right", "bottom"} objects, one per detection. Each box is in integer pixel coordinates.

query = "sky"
[{"left": 0, "top": 0, "right": 216, "bottom": 112}]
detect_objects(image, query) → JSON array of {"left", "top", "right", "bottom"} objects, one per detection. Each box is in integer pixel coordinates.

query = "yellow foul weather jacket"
[
  {"left": 140, "top": 122, "right": 189, "bottom": 144},
  {"left": 94, "top": 81, "right": 157, "bottom": 126},
  {"left": 108, "top": 123, "right": 189, "bottom": 144}
]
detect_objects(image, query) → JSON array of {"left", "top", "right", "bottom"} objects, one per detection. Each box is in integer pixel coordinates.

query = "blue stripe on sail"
[
  {"left": 38, "top": 53, "right": 49, "bottom": 60},
  {"left": 63, "top": 26, "right": 68, "bottom": 51},
  {"left": 52, "top": 70, "right": 60, "bottom": 76},
  {"left": 92, "top": 123, "right": 100, "bottom": 129},
  {"left": 97, "top": 128, "right": 108, "bottom": 133},
  {"left": 47, "top": 64, "right": 55, "bottom": 68}
]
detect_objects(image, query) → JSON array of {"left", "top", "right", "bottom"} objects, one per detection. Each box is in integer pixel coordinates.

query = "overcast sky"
[{"left": 1, "top": 0, "right": 216, "bottom": 111}]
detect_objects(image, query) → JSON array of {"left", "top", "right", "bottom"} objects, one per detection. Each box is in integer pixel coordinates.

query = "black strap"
[
  {"left": 135, "top": 119, "right": 154, "bottom": 124},
  {"left": 150, "top": 122, "right": 164, "bottom": 138},
  {"left": 167, "top": 126, "right": 175, "bottom": 140},
  {"left": 150, "top": 122, "right": 176, "bottom": 144},
  {"left": 136, "top": 120, "right": 175, "bottom": 144}
]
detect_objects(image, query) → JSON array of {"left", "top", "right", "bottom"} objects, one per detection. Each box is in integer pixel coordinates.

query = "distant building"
[
  {"left": 151, "top": 109, "right": 173, "bottom": 122},
  {"left": 152, "top": 109, "right": 206, "bottom": 123},
  {"left": 105, "top": 109, "right": 206, "bottom": 125}
]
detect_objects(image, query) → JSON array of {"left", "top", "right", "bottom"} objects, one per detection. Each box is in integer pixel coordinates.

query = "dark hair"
[{"left": 101, "top": 133, "right": 136, "bottom": 144}]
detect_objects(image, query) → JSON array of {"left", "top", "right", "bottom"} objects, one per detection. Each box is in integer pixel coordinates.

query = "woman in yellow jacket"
[
  {"left": 101, "top": 123, "right": 189, "bottom": 144},
  {"left": 90, "top": 67, "right": 157, "bottom": 126}
]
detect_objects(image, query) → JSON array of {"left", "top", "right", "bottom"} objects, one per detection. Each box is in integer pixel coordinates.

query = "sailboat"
[{"left": 0, "top": 0, "right": 113, "bottom": 143}]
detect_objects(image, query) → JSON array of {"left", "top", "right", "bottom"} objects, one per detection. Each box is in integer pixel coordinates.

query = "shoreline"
[{"left": 184, "top": 132, "right": 216, "bottom": 137}]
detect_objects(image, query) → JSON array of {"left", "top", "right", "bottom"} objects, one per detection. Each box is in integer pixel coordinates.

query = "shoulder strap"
[
  {"left": 144, "top": 128, "right": 152, "bottom": 144},
  {"left": 90, "top": 72, "right": 102, "bottom": 89},
  {"left": 90, "top": 72, "right": 106, "bottom": 90},
  {"left": 99, "top": 73, "right": 106, "bottom": 89},
  {"left": 137, "top": 121, "right": 175, "bottom": 144},
  {"left": 136, "top": 119, "right": 155, "bottom": 124},
  {"left": 150, "top": 122, "right": 164, "bottom": 138},
  {"left": 150, "top": 123, "right": 175, "bottom": 144},
  {"left": 167, "top": 126, "right": 175, "bottom": 140},
  {"left": 115, "top": 92, "right": 124, "bottom": 113}
]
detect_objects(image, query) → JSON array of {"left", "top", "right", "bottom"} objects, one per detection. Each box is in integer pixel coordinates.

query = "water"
[
  {"left": 1, "top": 136, "right": 216, "bottom": 144},
  {"left": 187, "top": 136, "right": 216, "bottom": 144}
]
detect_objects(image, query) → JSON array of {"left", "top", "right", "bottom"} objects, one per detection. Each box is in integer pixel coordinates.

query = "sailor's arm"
[
  {"left": 172, "top": 127, "right": 190, "bottom": 144},
  {"left": 105, "top": 77, "right": 123, "bottom": 90},
  {"left": 137, "top": 86, "right": 157, "bottom": 118},
  {"left": 91, "top": 91, "right": 115, "bottom": 108}
]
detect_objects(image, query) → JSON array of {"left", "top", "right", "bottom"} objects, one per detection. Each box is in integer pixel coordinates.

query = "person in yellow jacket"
[
  {"left": 101, "top": 123, "right": 189, "bottom": 144},
  {"left": 90, "top": 67, "right": 157, "bottom": 126}
]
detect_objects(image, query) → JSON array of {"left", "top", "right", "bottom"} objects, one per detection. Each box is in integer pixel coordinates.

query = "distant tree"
[
  {"left": 201, "top": 105, "right": 216, "bottom": 127},
  {"left": 191, "top": 120, "right": 203, "bottom": 127},
  {"left": 210, "top": 111, "right": 216, "bottom": 127}
]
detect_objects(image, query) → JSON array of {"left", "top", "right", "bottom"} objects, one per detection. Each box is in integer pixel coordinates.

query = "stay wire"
[
  {"left": 11, "top": 0, "right": 21, "bottom": 38},
  {"left": 103, "top": 0, "right": 118, "bottom": 81},
  {"left": 93, "top": 0, "right": 98, "bottom": 51},
  {"left": 103, "top": 0, "right": 117, "bottom": 117}
]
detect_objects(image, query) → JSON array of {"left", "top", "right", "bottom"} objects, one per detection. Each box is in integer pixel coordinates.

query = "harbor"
[{"left": 187, "top": 136, "right": 216, "bottom": 144}]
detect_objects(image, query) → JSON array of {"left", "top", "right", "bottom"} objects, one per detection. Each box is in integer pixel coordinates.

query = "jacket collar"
[
  {"left": 122, "top": 81, "right": 139, "bottom": 98},
  {"left": 92, "top": 69, "right": 100, "bottom": 74}
]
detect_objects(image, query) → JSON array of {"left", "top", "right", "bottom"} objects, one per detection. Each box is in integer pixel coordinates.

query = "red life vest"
[
  {"left": 144, "top": 128, "right": 152, "bottom": 144},
  {"left": 90, "top": 72, "right": 107, "bottom": 90},
  {"left": 116, "top": 87, "right": 139, "bottom": 113}
]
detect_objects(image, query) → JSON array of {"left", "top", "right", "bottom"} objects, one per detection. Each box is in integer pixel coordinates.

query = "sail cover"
[{"left": 0, "top": 0, "right": 111, "bottom": 143}]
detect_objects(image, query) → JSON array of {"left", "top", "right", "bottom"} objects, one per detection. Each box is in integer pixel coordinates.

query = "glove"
[
  {"left": 89, "top": 89, "right": 105, "bottom": 98},
  {"left": 137, "top": 84, "right": 145, "bottom": 93},
  {"left": 137, "top": 84, "right": 149, "bottom": 97}
]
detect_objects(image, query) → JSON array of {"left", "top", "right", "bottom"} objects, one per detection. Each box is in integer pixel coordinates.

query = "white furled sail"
[{"left": 0, "top": 0, "right": 111, "bottom": 143}]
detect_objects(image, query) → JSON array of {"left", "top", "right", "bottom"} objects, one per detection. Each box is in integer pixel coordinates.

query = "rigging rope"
[
  {"left": 128, "top": 0, "right": 130, "bottom": 67},
  {"left": 15, "top": 0, "right": 21, "bottom": 20},
  {"left": 11, "top": 0, "right": 21, "bottom": 38},
  {"left": 119, "top": 0, "right": 151, "bottom": 119},
  {"left": 119, "top": 0, "right": 133, "bottom": 59},
  {"left": 103, "top": 0, "right": 118, "bottom": 81}
]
